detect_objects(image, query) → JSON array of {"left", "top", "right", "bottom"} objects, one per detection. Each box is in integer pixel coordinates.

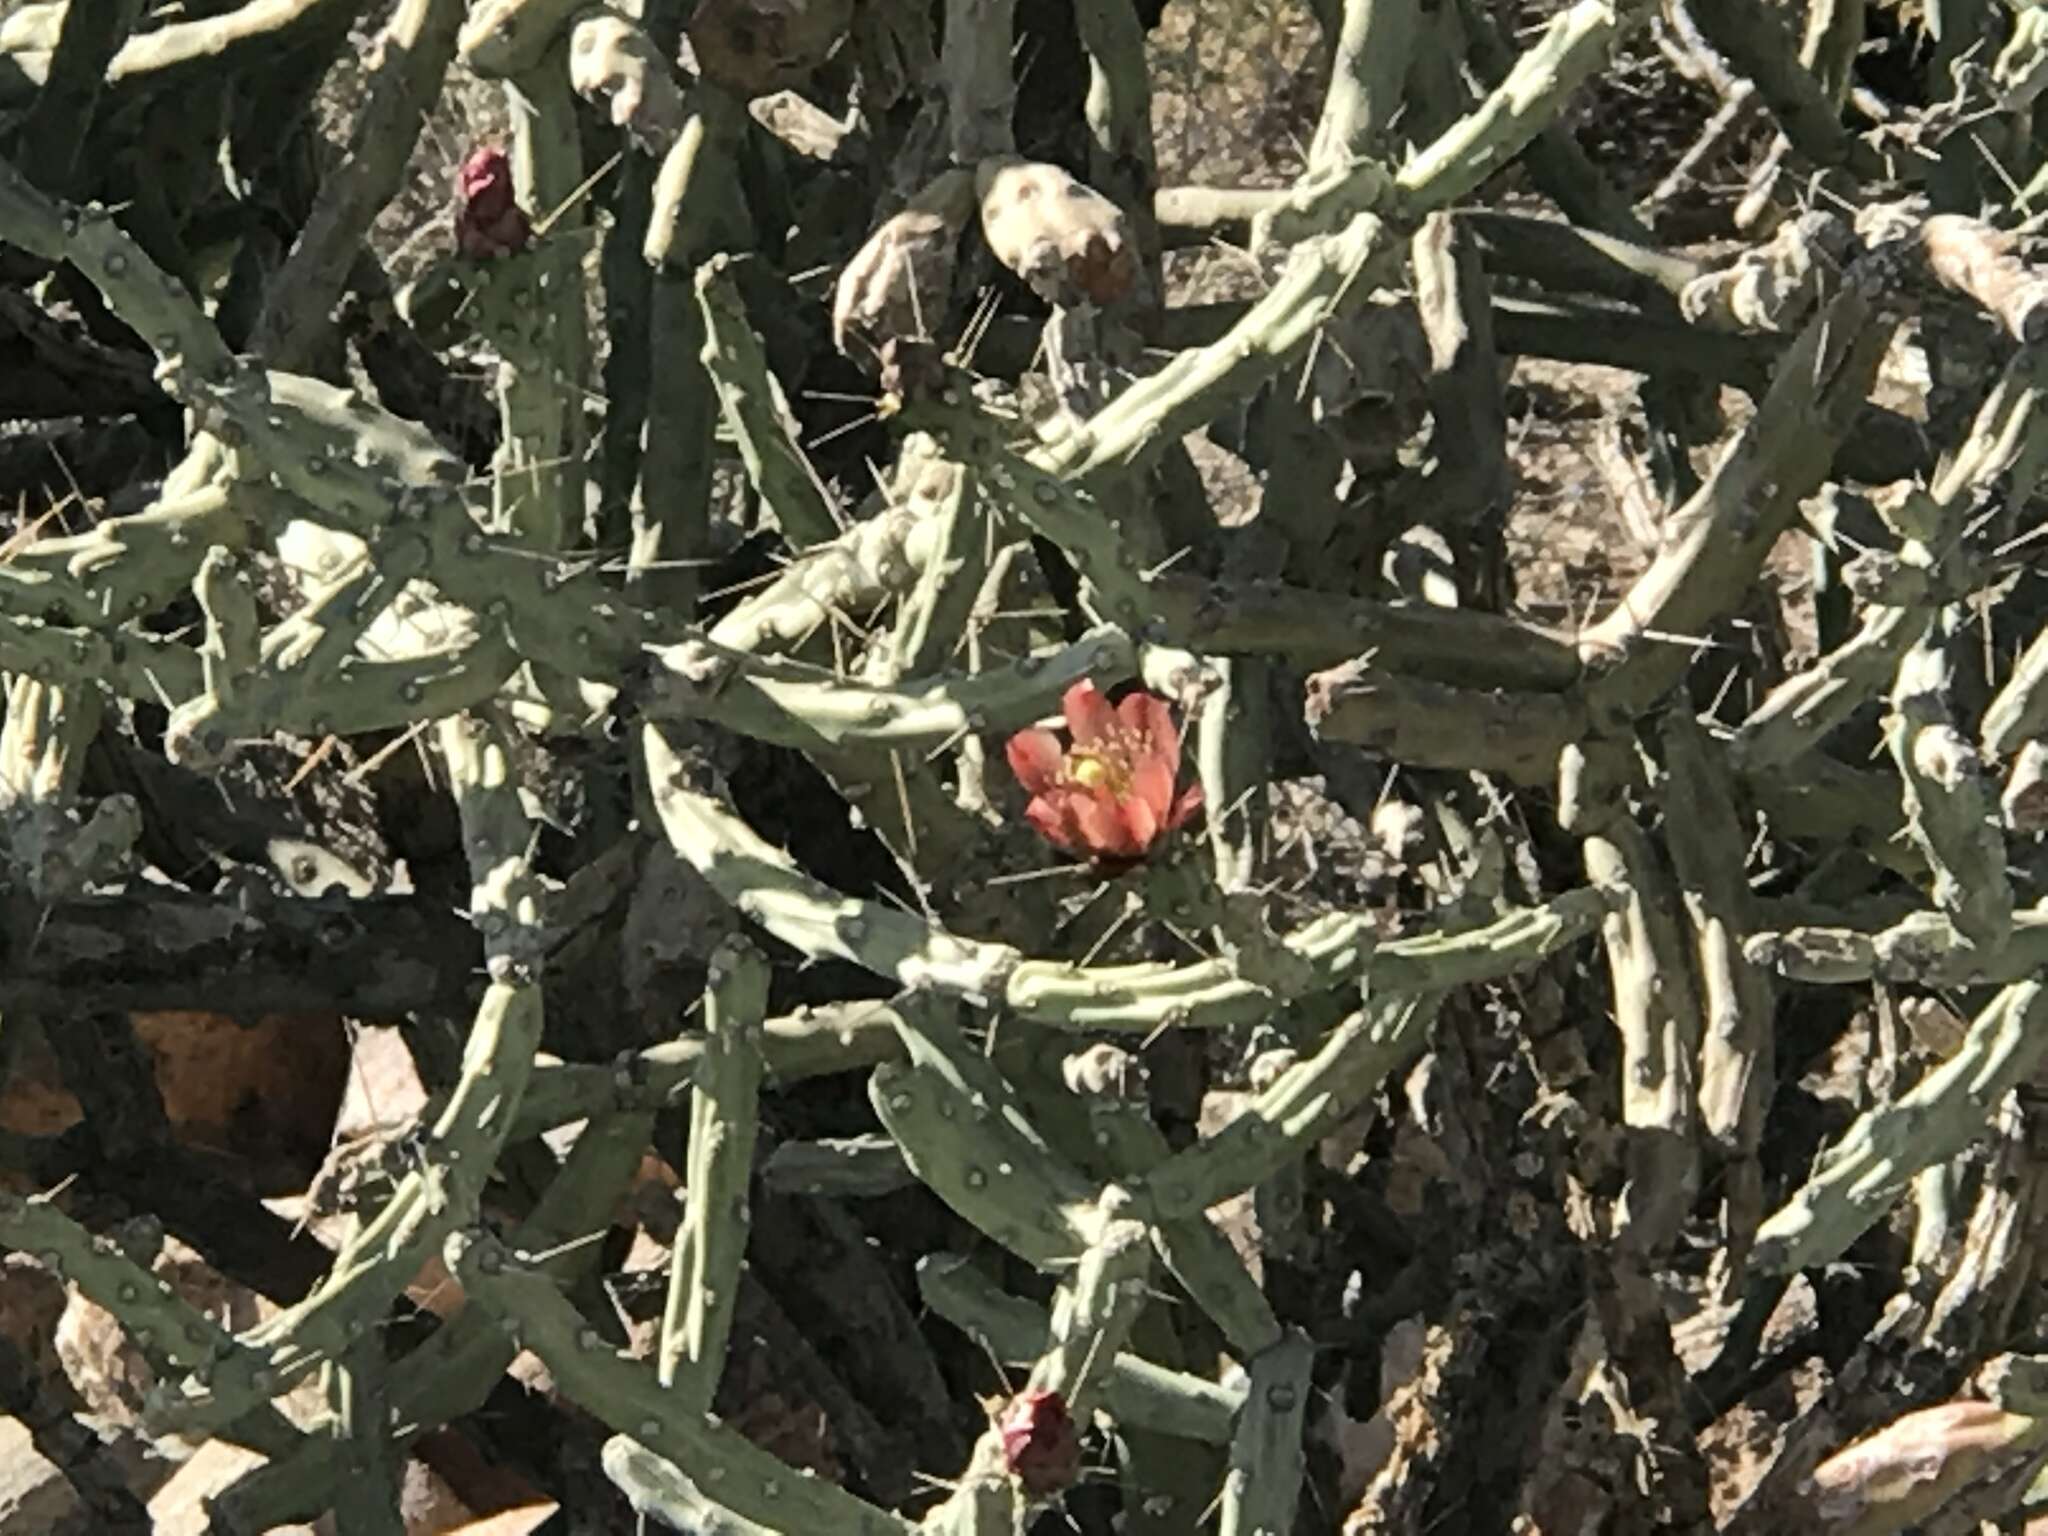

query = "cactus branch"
[
  {"left": 658, "top": 937, "right": 768, "bottom": 1407},
  {"left": 916, "top": 1252, "right": 1243, "bottom": 1442},
  {"left": 446, "top": 1226, "right": 921, "bottom": 1535},
  {"left": 1751, "top": 982, "right": 2048, "bottom": 1276},
  {"left": 1219, "top": 1330, "right": 1315, "bottom": 1535}
]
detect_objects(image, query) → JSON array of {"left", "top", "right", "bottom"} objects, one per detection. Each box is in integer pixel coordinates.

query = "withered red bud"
[
  {"left": 455, "top": 146, "right": 531, "bottom": 260},
  {"left": 997, "top": 1388, "right": 1081, "bottom": 1498}
]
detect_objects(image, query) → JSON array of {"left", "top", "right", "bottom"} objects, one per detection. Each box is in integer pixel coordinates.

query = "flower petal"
[
  {"left": 1025, "top": 794, "right": 1081, "bottom": 853},
  {"left": 1072, "top": 784, "right": 1138, "bottom": 858},
  {"left": 1120, "top": 788, "right": 1160, "bottom": 854},
  {"left": 1062, "top": 680, "right": 1118, "bottom": 746},
  {"left": 1117, "top": 690, "right": 1177, "bottom": 762},
  {"left": 1164, "top": 782, "right": 1204, "bottom": 831},
  {"left": 1127, "top": 753, "right": 1176, "bottom": 826},
  {"left": 1006, "top": 729, "right": 1065, "bottom": 795}
]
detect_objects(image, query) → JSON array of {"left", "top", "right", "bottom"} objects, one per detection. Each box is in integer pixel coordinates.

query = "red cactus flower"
[
  {"left": 1005, "top": 680, "right": 1203, "bottom": 866},
  {"left": 455, "top": 146, "right": 531, "bottom": 260},
  {"left": 997, "top": 1388, "right": 1081, "bottom": 1497}
]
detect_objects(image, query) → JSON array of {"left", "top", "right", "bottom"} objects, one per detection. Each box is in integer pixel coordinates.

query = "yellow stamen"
[{"left": 1067, "top": 747, "right": 1132, "bottom": 797}]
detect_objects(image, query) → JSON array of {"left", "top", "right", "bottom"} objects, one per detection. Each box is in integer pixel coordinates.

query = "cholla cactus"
[{"left": 5, "top": 0, "right": 2048, "bottom": 1532}]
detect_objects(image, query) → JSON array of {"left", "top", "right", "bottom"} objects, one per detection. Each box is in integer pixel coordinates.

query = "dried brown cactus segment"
[
  {"left": 975, "top": 157, "right": 1137, "bottom": 307},
  {"left": 686, "top": 0, "right": 854, "bottom": 95},
  {"left": 570, "top": 14, "right": 687, "bottom": 157},
  {"left": 831, "top": 168, "right": 978, "bottom": 363}
]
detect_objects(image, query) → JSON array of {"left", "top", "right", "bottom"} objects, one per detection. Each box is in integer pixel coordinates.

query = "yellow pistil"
[{"left": 1067, "top": 747, "right": 1129, "bottom": 796}]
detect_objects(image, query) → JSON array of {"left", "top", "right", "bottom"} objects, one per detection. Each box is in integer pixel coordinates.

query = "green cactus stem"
[
  {"left": 73, "top": 0, "right": 352, "bottom": 95},
  {"left": 169, "top": 364, "right": 468, "bottom": 542},
  {"left": 635, "top": 85, "right": 752, "bottom": 617},
  {"left": 0, "top": 152, "right": 231, "bottom": 374},
  {"left": 915, "top": 1252, "right": 1243, "bottom": 1444},
  {"left": 1310, "top": 0, "right": 1417, "bottom": 170},
  {"left": 1084, "top": 1098, "right": 1284, "bottom": 1358},
  {"left": 211, "top": 1109, "right": 659, "bottom": 1531},
  {"left": 325, "top": 1338, "right": 403, "bottom": 1536},
  {"left": 190, "top": 544, "right": 262, "bottom": 708},
  {"left": 1680, "top": 0, "right": 1886, "bottom": 181},
  {"left": 1731, "top": 602, "right": 1930, "bottom": 772},
  {"left": 440, "top": 711, "right": 552, "bottom": 976},
  {"left": 644, "top": 723, "right": 1610, "bottom": 1028},
  {"left": 12, "top": 0, "right": 139, "bottom": 196},
  {"left": 1983, "top": 628, "right": 2048, "bottom": 763},
  {"left": 0, "top": 618, "right": 201, "bottom": 707},
  {"left": 1751, "top": 981, "right": 2048, "bottom": 1277},
  {"left": 167, "top": 536, "right": 432, "bottom": 764},
  {"left": 867, "top": 1005, "right": 1106, "bottom": 1268},
  {"left": 920, "top": 1216, "right": 1155, "bottom": 1527},
  {"left": 1742, "top": 753, "right": 1925, "bottom": 880},
  {"left": 1219, "top": 1329, "right": 1314, "bottom": 1536},
  {"left": 1133, "top": 993, "right": 1445, "bottom": 1223},
  {"left": 0, "top": 477, "right": 265, "bottom": 627},
  {"left": 1453, "top": 0, "right": 1651, "bottom": 240},
  {"left": 1746, "top": 908, "right": 2048, "bottom": 987},
  {"left": 1152, "top": 577, "right": 1579, "bottom": 688},
  {"left": 512, "top": 1000, "right": 909, "bottom": 1136},
  {"left": 1030, "top": 212, "right": 1398, "bottom": 491},
  {"left": 941, "top": 0, "right": 1015, "bottom": 162},
  {"left": 867, "top": 455, "right": 986, "bottom": 683},
  {"left": 1073, "top": 0, "right": 1161, "bottom": 288},
  {"left": 1399, "top": 0, "right": 1638, "bottom": 212},
  {"left": 1196, "top": 657, "right": 1266, "bottom": 893},
  {"left": 760, "top": 1132, "right": 916, "bottom": 1197},
  {"left": 251, "top": 0, "right": 464, "bottom": 368},
  {"left": 658, "top": 937, "right": 767, "bottom": 1409},
  {"left": 1659, "top": 711, "right": 1773, "bottom": 1258},
  {"left": 479, "top": 53, "right": 590, "bottom": 552},
  {"left": 602, "top": 1436, "right": 781, "bottom": 1536},
  {"left": 169, "top": 632, "right": 520, "bottom": 770},
  {"left": 456, "top": 0, "right": 583, "bottom": 76},
  {"left": 0, "top": 673, "right": 94, "bottom": 805},
  {"left": 1305, "top": 663, "right": 1588, "bottom": 783},
  {"left": 707, "top": 467, "right": 946, "bottom": 654},
  {"left": 1577, "top": 269, "right": 1895, "bottom": 718},
  {"left": 1570, "top": 756, "right": 1704, "bottom": 1253},
  {"left": 143, "top": 979, "right": 546, "bottom": 1440},
  {"left": 882, "top": 403, "right": 1578, "bottom": 684},
  {"left": 696, "top": 254, "right": 842, "bottom": 549},
  {"left": 640, "top": 623, "right": 1135, "bottom": 752},
  {"left": 445, "top": 1227, "right": 922, "bottom": 1536},
  {"left": 1032, "top": 1218, "right": 1155, "bottom": 1418},
  {"left": 1887, "top": 610, "right": 2014, "bottom": 949},
  {"left": 0, "top": 1192, "right": 299, "bottom": 1459},
  {"left": 1254, "top": 0, "right": 1637, "bottom": 250},
  {"left": 900, "top": 393, "right": 1167, "bottom": 634},
  {"left": 1461, "top": 208, "right": 1699, "bottom": 304},
  {"left": 1736, "top": 340, "right": 2046, "bottom": 774},
  {"left": 0, "top": 672, "right": 137, "bottom": 899},
  {"left": 2004, "top": 740, "right": 2048, "bottom": 833}
]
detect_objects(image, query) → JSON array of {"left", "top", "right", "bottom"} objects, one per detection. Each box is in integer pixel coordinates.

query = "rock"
[
  {"left": 0, "top": 1417, "right": 86, "bottom": 1535},
  {"left": 144, "top": 1441, "right": 323, "bottom": 1536}
]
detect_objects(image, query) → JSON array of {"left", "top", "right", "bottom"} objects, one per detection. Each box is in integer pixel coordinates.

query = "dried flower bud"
[
  {"left": 976, "top": 158, "right": 1136, "bottom": 308},
  {"left": 454, "top": 146, "right": 531, "bottom": 260},
  {"left": 997, "top": 1388, "right": 1081, "bottom": 1498}
]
